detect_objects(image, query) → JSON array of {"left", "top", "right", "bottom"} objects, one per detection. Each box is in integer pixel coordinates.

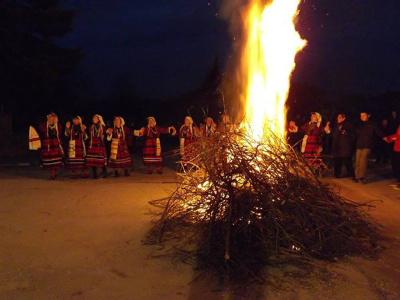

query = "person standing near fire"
[
  {"left": 200, "top": 117, "right": 217, "bottom": 137},
  {"left": 37, "top": 113, "right": 64, "bottom": 180},
  {"left": 179, "top": 116, "right": 200, "bottom": 163},
  {"left": 106, "top": 116, "right": 133, "bottom": 177},
  {"left": 324, "top": 113, "right": 355, "bottom": 179},
  {"left": 134, "top": 117, "right": 176, "bottom": 174},
  {"left": 354, "top": 110, "right": 385, "bottom": 184},
  {"left": 65, "top": 116, "right": 88, "bottom": 179},
  {"left": 292, "top": 112, "right": 324, "bottom": 167}
]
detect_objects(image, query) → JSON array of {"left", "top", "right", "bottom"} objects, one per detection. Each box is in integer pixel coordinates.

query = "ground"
[{"left": 0, "top": 156, "right": 399, "bottom": 299}]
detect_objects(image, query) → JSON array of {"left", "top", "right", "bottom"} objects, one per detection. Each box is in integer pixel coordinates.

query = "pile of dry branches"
[{"left": 146, "top": 125, "right": 383, "bottom": 279}]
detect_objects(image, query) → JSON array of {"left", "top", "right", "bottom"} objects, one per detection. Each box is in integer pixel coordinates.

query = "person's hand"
[
  {"left": 170, "top": 126, "right": 177, "bottom": 136},
  {"left": 341, "top": 130, "right": 346, "bottom": 135},
  {"left": 66, "top": 121, "right": 71, "bottom": 129},
  {"left": 81, "top": 125, "right": 87, "bottom": 131},
  {"left": 106, "top": 128, "right": 113, "bottom": 135}
]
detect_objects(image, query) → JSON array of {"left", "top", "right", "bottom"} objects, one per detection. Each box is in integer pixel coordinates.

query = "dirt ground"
[{"left": 0, "top": 157, "right": 399, "bottom": 299}]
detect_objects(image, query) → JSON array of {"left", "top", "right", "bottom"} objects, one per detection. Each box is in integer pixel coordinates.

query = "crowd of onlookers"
[{"left": 287, "top": 110, "right": 400, "bottom": 188}]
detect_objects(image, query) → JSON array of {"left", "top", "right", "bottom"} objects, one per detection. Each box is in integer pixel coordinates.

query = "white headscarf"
[
  {"left": 181, "top": 116, "right": 194, "bottom": 135},
  {"left": 114, "top": 116, "right": 125, "bottom": 127},
  {"left": 311, "top": 112, "right": 322, "bottom": 127},
  {"left": 94, "top": 114, "right": 105, "bottom": 126},
  {"left": 46, "top": 112, "right": 59, "bottom": 138},
  {"left": 147, "top": 116, "right": 156, "bottom": 126}
]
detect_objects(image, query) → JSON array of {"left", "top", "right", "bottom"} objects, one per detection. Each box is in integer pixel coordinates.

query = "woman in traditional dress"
[
  {"left": 65, "top": 116, "right": 88, "bottom": 179},
  {"left": 37, "top": 113, "right": 64, "bottom": 180},
  {"left": 179, "top": 116, "right": 200, "bottom": 162},
  {"left": 134, "top": 117, "right": 176, "bottom": 174},
  {"left": 86, "top": 114, "right": 108, "bottom": 179},
  {"left": 298, "top": 112, "right": 325, "bottom": 166},
  {"left": 200, "top": 117, "right": 217, "bottom": 138},
  {"left": 106, "top": 116, "right": 132, "bottom": 177}
]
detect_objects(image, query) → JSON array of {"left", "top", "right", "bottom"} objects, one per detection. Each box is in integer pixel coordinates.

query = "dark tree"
[
  {"left": 0, "top": 0, "right": 83, "bottom": 129},
  {"left": 201, "top": 57, "right": 222, "bottom": 92}
]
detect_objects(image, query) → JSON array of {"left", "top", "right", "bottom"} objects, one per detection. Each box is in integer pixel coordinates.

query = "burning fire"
[{"left": 241, "top": 0, "right": 307, "bottom": 141}]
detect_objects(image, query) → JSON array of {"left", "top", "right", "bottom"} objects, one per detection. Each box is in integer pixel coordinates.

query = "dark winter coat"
[
  {"left": 331, "top": 120, "right": 354, "bottom": 158},
  {"left": 355, "top": 120, "right": 384, "bottom": 149}
]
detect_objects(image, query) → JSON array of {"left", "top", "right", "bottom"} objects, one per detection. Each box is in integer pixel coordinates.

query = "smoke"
[
  {"left": 217, "top": 0, "right": 252, "bottom": 119},
  {"left": 218, "top": 0, "right": 247, "bottom": 35},
  {"left": 218, "top": 0, "right": 244, "bottom": 21}
]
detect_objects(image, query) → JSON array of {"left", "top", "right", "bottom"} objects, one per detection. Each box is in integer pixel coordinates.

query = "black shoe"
[
  {"left": 359, "top": 178, "right": 368, "bottom": 184},
  {"left": 124, "top": 169, "right": 130, "bottom": 177},
  {"left": 92, "top": 167, "right": 98, "bottom": 179},
  {"left": 352, "top": 178, "right": 359, "bottom": 183},
  {"left": 102, "top": 167, "right": 108, "bottom": 178},
  {"left": 115, "top": 170, "right": 119, "bottom": 177}
]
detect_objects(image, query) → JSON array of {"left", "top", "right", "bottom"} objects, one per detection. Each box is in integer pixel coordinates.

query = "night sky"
[{"left": 60, "top": 0, "right": 400, "bottom": 99}]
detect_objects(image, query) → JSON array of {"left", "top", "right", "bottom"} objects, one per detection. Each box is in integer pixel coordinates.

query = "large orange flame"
[{"left": 241, "top": 0, "right": 307, "bottom": 142}]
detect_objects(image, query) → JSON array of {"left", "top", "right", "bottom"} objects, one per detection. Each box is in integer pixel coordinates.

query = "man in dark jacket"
[
  {"left": 325, "top": 113, "right": 355, "bottom": 178},
  {"left": 355, "top": 111, "right": 385, "bottom": 183},
  {"left": 389, "top": 110, "right": 399, "bottom": 134}
]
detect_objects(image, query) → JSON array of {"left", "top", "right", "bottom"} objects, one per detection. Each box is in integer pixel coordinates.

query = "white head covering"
[
  {"left": 73, "top": 115, "right": 82, "bottom": 125},
  {"left": 45, "top": 113, "right": 61, "bottom": 150},
  {"left": 114, "top": 116, "right": 125, "bottom": 127},
  {"left": 311, "top": 112, "right": 322, "bottom": 127},
  {"left": 181, "top": 116, "right": 194, "bottom": 135},
  {"left": 47, "top": 112, "right": 58, "bottom": 123},
  {"left": 147, "top": 116, "right": 156, "bottom": 126},
  {"left": 46, "top": 112, "right": 59, "bottom": 138},
  {"left": 185, "top": 116, "right": 194, "bottom": 125},
  {"left": 94, "top": 114, "right": 105, "bottom": 126}
]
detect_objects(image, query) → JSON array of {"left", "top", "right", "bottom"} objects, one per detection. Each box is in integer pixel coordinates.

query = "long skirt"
[
  {"left": 303, "top": 135, "right": 322, "bottom": 166},
  {"left": 143, "top": 138, "right": 162, "bottom": 166},
  {"left": 108, "top": 140, "right": 132, "bottom": 168},
  {"left": 65, "top": 139, "right": 86, "bottom": 170},
  {"left": 180, "top": 138, "right": 197, "bottom": 162},
  {"left": 86, "top": 137, "right": 107, "bottom": 168},
  {"left": 41, "top": 138, "right": 63, "bottom": 170}
]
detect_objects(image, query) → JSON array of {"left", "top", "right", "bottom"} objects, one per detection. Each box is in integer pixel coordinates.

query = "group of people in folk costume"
[
  {"left": 289, "top": 110, "right": 400, "bottom": 187},
  {"left": 30, "top": 113, "right": 218, "bottom": 180},
  {"left": 31, "top": 110, "right": 400, "bottom": 187}
]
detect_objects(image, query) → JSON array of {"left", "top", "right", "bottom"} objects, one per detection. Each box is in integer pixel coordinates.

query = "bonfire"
[
  {"left": 146, "top": 127, "right": 382, "bottom": 278},
  {"left": 146, "top": 0, "right": 383, "bottom": 279}
]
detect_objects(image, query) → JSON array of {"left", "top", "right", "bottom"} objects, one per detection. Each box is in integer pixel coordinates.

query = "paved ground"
[{"left": 0, "top": 156, "right": 399, "bottom": 299}]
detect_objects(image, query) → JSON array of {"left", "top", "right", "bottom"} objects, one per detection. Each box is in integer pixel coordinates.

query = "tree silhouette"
[{"left": 0, "top": 0, "right": 83, "bottom": 129}]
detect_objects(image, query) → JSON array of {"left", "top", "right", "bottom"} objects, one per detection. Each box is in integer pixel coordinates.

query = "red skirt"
[
  {"left": 65, "top": 139, "right": 86, "bottom": 170},
  {"left": 41, "top": 138, "right": 63, "bottom": 170},
  {"left": 181, "top": 138, "right": 197, "bottom": 161},
  {"left": 143, "top": 138, "right": 162, "bottom": 165},
  {"left": 108, "top": 140, "right": 132, "bottom": 168},
  {"left": 86, "top": 137, "right": 107, "bottom": 168},
  {"left": 303, "top": 135, "right": 322, "bottom": 166}
]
